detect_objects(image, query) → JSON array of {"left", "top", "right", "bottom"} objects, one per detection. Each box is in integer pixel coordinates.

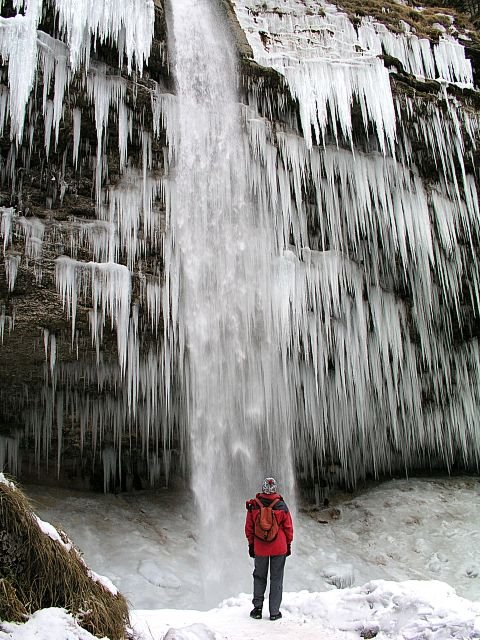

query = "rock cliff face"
[
  {"left": 0, "top": 0, "right": 479, "bottom": 493},
  {"left": 0, "top": 0, "right": 173, "bottom": 490}
]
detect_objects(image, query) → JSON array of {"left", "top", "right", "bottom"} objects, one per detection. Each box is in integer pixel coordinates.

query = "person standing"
[{"left": 245, "top": 477, "right": 294, "bottom": 621}]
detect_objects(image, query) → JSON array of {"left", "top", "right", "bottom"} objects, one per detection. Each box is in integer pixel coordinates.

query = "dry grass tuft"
[
  {"left": 0, "top": 578, "right": 27, "bottom": 623},
  {"left": 0, "top": 476, "right": 130, "bottom": 640}
]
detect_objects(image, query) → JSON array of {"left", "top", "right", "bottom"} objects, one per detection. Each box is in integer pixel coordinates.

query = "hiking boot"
[
  {"left": 250, "top": 607, "right": 262, "bottom": 619},
  {"left": 270, "top": 612, "right": 282, "bottom": 621}
]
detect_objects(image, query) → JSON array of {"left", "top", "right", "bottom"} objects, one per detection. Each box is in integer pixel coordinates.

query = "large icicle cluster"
[
  {"left": 359, "top": 19, "right": 473, "bottom": 85},
  {"left": 0, "top": 0, "right": 479, "bottom": 497},
  {"left": 234, "top": 0, "right": 474, "bottom": 151},
  {"left": 0, "top": 0, "right": 164, "bottom": 490},
  {"left": 230, "top": 0, "right": 480, "bottom": 484},
  {"left": 0, "top": 0, "right": 154, "bottom": 144},
  {"left": 52, "top": 0, "right": 155, "bottom": 74}
]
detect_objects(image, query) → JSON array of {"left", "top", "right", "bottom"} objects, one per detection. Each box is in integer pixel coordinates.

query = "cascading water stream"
[
  {"left": 0, "top": 1, "right": 479, "bottom": 609},
  {"left": 165, "top": 0, "right": 295, "bottom": 601}
]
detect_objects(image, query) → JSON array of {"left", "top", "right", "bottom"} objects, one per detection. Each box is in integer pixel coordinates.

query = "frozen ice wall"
[
  {"left": 231, "top": 0, "right": 480, "bottom": 485},
  {"left": 0, "top": 0, "right": 170, "bottom": 489},
  {"left": 234, "top": 0, "right": 473, "bottom": 151},
  {"left": 0, "top": 0, "right": 154, "bottom": 143},
  {"left": 0, "top": 0, "right": 479, "bottom": 556}
]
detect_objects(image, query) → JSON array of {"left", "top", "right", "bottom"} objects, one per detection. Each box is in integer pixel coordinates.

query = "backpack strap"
[{"left": 255, "top": 497, "right": 280, "bottom": 509}]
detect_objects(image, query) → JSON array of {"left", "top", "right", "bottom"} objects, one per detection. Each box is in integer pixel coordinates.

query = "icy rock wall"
[
  {"left": 0, "top": 0, "right": 154, "bottom": 142},
  {"left": 231, "top": 0, "right": 480, "bottom": 484},
  {"left": 0, "top": 0, "right": 479, "bottom": 496},
  {"left": 0, "top": 0, "right": 174, "bottom": 490},
  {"left": 234, "top": 0, "right": 474, "bottom": 151}
]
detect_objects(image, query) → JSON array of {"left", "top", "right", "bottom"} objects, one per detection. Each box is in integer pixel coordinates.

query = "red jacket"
[{"left": 245, "top": 492, "right": 294, "bottom": 557}]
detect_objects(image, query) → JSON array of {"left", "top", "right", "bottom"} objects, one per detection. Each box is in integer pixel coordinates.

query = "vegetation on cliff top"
[{"left": 333, "top": 0, "right": 479, "bottom": 43}]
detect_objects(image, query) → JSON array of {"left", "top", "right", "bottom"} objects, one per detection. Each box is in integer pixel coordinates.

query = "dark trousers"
[{"left": 252, "top": 554, "right": 286, "bottom": 616}]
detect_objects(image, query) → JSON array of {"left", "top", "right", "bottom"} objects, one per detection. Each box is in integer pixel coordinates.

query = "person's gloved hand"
[
  {"left": 249, "top": 544, "right": 255, "bottom": 558},
  {"left": 286, "top": 544, "right": 291, "bottom": 557}
]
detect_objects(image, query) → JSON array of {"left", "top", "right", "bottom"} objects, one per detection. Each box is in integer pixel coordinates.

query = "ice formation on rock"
[
  {"left": 4, "top": 253, "right": 20, "bottom": 291},
  {"left": 0, "top": 0, "right": 42, "bottom": 141},
  {"left": 358, "top": 19, "right": 473, "bottom": 85},
  {"left": 55, "top": 257, "right": 131, "bottom": 372},
  {"left": 0, "top": 0, "right": 153, "bottom": 147},
  {"left": 0, "top": 0, "right": 478, "bottom": 512},
  {"left": 233, "top": 0, "right": 474, "bottom": 151},
  {"left": 53, "top": 0, "right": 154, "bottom": 74}
]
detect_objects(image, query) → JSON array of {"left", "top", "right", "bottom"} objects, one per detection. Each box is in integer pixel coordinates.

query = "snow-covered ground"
[
  {"left": 1, "top": 580, "right": 479, "bottom": 640},
  {"left": 22, "top": 475, "right": 480, "bottom": 607},
  {"left": 1, "top": 476, "right": 479, "bottom": 639}
]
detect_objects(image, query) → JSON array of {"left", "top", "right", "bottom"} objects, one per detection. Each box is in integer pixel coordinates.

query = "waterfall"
[
  {"left": 165, "top": 0, "right": 295, "bottom": 600},
  {"left": 0, "top": 0, "right": 479, "bottom": 597}
]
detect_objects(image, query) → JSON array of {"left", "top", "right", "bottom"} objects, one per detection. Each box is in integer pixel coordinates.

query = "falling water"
[
  {"left": 165, "top": 0, "right": 295, "bottom": 600},
  {"left": 0, "top": 0, "right": 479, "bottom": 602}
]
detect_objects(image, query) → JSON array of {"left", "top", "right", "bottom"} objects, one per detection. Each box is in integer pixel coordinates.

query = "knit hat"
[{"left": 262, "top": 477, "right": 277, "bottom": 494}]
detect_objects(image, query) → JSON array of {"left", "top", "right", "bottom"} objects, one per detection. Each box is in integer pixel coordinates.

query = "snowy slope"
[
  {"left": 23, "top": 476, "right": 480, "bottom": 609},
  {"left": 1, "top": 477, "right": 479, "bottom": 640}
]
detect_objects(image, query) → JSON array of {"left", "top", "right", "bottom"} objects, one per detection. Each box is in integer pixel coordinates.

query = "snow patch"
[
  {"left": 0, "top": 471, "right": 15, "bottom": 488},
  {"left": 0, "top": 607, "right": 100, "bottom": 640},
  {"left": 130, "top": 580, "right": 480, "bottom": 640},
  {"left": 164, "top": 624, "right": 219, "bottom": 640},
  {"left": 33, "top": 514, "right": 72, "bottom": 551},
  {"left": 87, "top": 569, "right": 118, "bottom": 595}
]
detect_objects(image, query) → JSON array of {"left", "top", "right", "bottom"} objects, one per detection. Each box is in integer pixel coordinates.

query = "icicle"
[
  {"left": 52, "top": 0, "right": 155, "bottom": 75},
  {"left": 0, "top": 207, "right": 15, "bottom": 252},
  {"left": 0, "top": 434, "right": 20, "bottom": 475},
  {"left": 43, "top": 328, "right": 49, "bottom": 361},
  {"left": 86, "top": 63, "right": 127, "bottom": 201},
  {"left": 70, "top": 218, "right": 117, "bottom": 263},
  {"left": 17, "top": 216, "right": 45, "bottom": 260},
  {"left": 50, "top": 333, "right": 57, "bottom": 375},
  {"left": 145, "top": 278, "right": 162, "bottom": 333},
  {"left": 0, "top": 305, "right": 5, "bottom": 344},
  {"left": 358, "top": 20, "right": 437, "bottom": 82},
  {"left": 72, "top": 107, "right": 81, "bottom": 167},
  {"left": 37, "top": 31, "right": 71, "bottom": 148},
  {"left": 55, "top": 257, "right": 131, "bottom": 372},
  {"left": 90, "top": 261, "right": 131, "bottom": 373},
  {"left": 44, "top": 99, "right": 54, "bottom": 157},
  {"left": 0, "top": 84, "right": 9, "bottom": 136},
  {"left": 434, "top": 37, "right": 474, "bottom": 86},
  {"left": 102, "top": 445, "right": 116, "bottom": 492},
  {"left": 233, "top": 0, "right": 397, "bottom": 152},
  {"left": 118, "top": 102, "right": 129, "bottom": 170},
  {"left": 55, "top": 256, "right": 80, "bottom": 338},
  {"left": 4, "top": 253, "right": 20, "bottom": 291},
  {"left": 100, "top": 168, "right": 162, "bottom": 270},
  {"left": 0, "top": 0, "right": 42, "bottom": 141},
  {"left": 56, "top": 390, "right": 63, "bottom": 477},
  {"left": 0, "top": 305, "right": 14, "bottom": 343}
]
